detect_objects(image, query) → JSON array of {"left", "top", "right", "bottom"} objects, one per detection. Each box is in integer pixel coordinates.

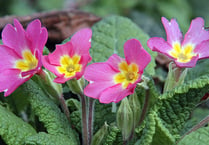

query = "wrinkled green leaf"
[
  {"left": 90, "top": 15, "right": 157, "bottom": 75},
  {"left": 0, "top": 104, "right": 36, "bottom": 145},
  {"left": 21, "top": 80, "right": 78, "bottom": 145},
  {"left": 24, "top": 132, "right": 73, "bottom": 145},
  {"left": 178, "top": 126, "right": 209, "bottom": 145}
]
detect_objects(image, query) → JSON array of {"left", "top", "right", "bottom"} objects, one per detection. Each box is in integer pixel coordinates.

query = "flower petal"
[
  {"left": 53, "top": 76, "right": 70, "bottom": 84},
  {"left": 124, "top": 39, "right": 151, "bottom": 72},
  {"left": 2, "top": 19, "right": 28, "bottom": 57},
  {"left": 161, "top": 17, "right": 183, "bottom": 45},
  {"left": 147, "top": 37, "right": 173, "bottom": 56},
  {"left": 84, "top": 63, "right": 116, "bottom": 82},
  {"left": 99, "top": 84, "right": 135, "bottom": 104},
  {"left": 106, "top": 54, "right": 124, "bottom": 72},
  {"left": 71, "top": 28, "right": 92, "bottom": 55},
  {"left": 48, "top": 42, "right": 74, "bottom": 65},
  {"left": 183, "top": 17, "right": 209, "bottom": 46},
  {"left": 194, "top": 40, "right": 209, "bottom": 59},
  {"left": 26, "top": 19, "right": 48, "bottom": 53},
  {"left": 174, "top": 55, "right": 199, "bottom": 68},
  {"left": 84, "top": 81, "right": 114, "bottom": 99},
  {"left": 0, "top": 45, "right": 21, "bottom": 71},
  {"left": 42, "top": 55, "right": 62, "bottom": 77},
  {"left": 0, "top": 69, "right": 29, "bottom": 96}
]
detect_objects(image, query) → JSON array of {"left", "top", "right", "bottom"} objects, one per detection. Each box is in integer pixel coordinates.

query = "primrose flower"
[
  {"left": 42, "top": 28, "right": 92, "bottom": 83},
  {"left": 147, "top": 17, "right": 209, "bottom": 68},
  {"left": 0, "top": 19, "right": 48, "bottom": 96},
  {"left": 84, "top": 39, "right": 151, "bottom": 104}
]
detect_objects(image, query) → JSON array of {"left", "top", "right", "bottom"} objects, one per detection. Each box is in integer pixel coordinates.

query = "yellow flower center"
[
  {"left": 170, "top": 43, "right": 196, "bottom": 63},
  {"left": 57, "top": 55, "right": 82, "bottom": 78},
  {"left": 114, "top": 61, "right": 139, "bottom": 89},
  {"left": 15, "top": 50, "right": 38, "bottom": 72}
]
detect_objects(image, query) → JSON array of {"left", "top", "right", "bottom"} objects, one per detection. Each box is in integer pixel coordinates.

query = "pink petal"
[
  {"left": 2, "top": 19, "right": 28, "bottom": 57},
  {"left": 26, "top": 19, "right": 48, "bottom": 53},
  {"left": 124, "top": 39, "right": 151, "bottom": 72},
  {"left": 106, "top": 54, "right": 124, "bottom": 72},
  {"left": 147, "top": 37, "right": 173, "bottom": 57},
  {"left": 99, "top": 84, "right": 135, "bottom": 104},
  {"left": 194, "top": 40, "right": 209, "bottom": 59},
  {"left": 84, "top": 63, "right": 116, "bottom": 82},
  {"left": 0, "top": 45, "right": 21, "bottom": 71},
  {"left": 54, "top": 76, "right": 71, "bottom": 84},
  {"left": 71, "top": 28, "right": 92, "bottom": 55},
  {"left": 182, "top": 17, "right": 209, "bottom": 46},
  {"left": 84, "top": 81, "right": 115, "bottom": 99},
  {"left": 161, "top": 17, "right": 183, "bottom": 45},
  {"left": 174, "top": 55, "right": 199, "bottom": 68},
  {"left": 48, "top": 42, "right": 74, "bottom": 65},
  {"left": 0, "top": 69, "right": 30, "bottom": 96}
]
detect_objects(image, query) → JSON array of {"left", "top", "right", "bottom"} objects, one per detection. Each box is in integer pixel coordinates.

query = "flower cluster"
[{"left": 0, "top": 16, "right": 209, "bottom": 103}]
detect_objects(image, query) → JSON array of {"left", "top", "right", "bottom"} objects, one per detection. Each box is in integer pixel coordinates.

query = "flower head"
[
  {"left": 0, "top": 19, "right": 48, "bottom": 96},
  {"left": 84, "top": 39, "right": 151, "bottom": 104},
  {"left": 147, "top": 17, "right": 209, "bottom": 68},
  {"left": 42, "top": 28, "right": 92, "bottom": 83}
]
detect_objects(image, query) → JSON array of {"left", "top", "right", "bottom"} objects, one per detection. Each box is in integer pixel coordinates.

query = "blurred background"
[{"left": 0, "top": 0, "right": 209, "bottom": 37}]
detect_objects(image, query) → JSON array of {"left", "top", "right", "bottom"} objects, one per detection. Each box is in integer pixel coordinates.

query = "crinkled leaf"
[
  {"left": 178, "top": 126, "right": 209, "bottom": 145},
  {"left": 21, "top": 80, "right": 78, "bottom": 145},
  {"left": 24, "top": 132, "right": 72, "bottom": 145},
  {"left": 90, "top": 15, "right": 157, "bottom": 75},
  {"left": 0, "top": 104, "right": 36, "bottom": 145}
]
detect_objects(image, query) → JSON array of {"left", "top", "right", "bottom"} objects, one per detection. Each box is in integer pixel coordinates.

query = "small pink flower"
[
  {"left": 0, "top": 19, "right": 48, "bottom": 96},
  {"left": 147, "top": 17, "right": 209, "bottom": 68},
  {"left": 42, "top": 28, "right": 92, "bottom": 83},
  {"left": 84, "top": 39, "right": 151, "bottom": 104}
]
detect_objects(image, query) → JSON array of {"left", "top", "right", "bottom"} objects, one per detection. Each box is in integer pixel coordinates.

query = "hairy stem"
[
  {"left": 177, "top": 115, "right": 209, "bottom": 143},
  {"left": 88, "top": 98, "right": 95, "bottom": 145},
  {"left": 59, "top": 95, "right": 71, "bottom": 124},
  {"left": 79, "top": 93, "right": 89, "bottom": 145},
  {"left": 138, "top": 90, "right": 150, "bottom": 126}
]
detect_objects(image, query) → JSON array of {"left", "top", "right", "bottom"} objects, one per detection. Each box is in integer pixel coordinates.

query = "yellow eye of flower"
[
  {"left": 114, "top": 61, "right": 139, "bottom": 89},
  {"left": 170, "top": 43, "right": 196, "bottom": 63},
  {"left": 57, "top": 55, "right": 82, "bottom": 78},
  {"left": 15, "top": 50, "right": 38, "bottom": 71}
]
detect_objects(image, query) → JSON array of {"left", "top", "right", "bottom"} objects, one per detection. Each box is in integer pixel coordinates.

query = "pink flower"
[
  {"left": 147, "top": 17, "right": 209, "bottom": 68},
  {"left": 84, "top": 39, "right": 151, "bottom": 104},
  {"left": 42, "top": 28, "right": 92, "bottom": 83},
  {"left": 0, "top": 19, "right": 48, "bottom": 96}
]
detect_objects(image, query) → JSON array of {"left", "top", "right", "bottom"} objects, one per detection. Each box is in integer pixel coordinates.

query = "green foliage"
[
  {"left": 21, "top": 80, "right": 79, "bottom": 145},
  {"left": 90, "top": 15, "right": 157, "bottom": 75},
  {"left": 178, "top": 126, "right": 209, "bottom": 145},
  {"left": 137, "top": 75, "right": 209, "bottom": 145},
  {"left": 0, "top": 104, "right": 36, "bottom": 145},
  {"left": 24, "top": 132, "right": 73, "bottom": 145}
]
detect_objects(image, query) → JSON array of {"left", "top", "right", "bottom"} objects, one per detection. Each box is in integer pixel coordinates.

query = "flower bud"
[
  {"left": 67, "top": 78, "right": 83, "bottom": 95},
  {"left": 116, "top": 97, "right": 133, "bottom": 141},
  {"left": 129, "top": 92, "right": 141, "bottom": 128},
  {"left": 91, "top": 122, "right": 108, "bottom": 145}
]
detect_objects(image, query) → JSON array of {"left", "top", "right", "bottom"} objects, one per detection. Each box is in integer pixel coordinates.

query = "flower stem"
[
  {"left": 138, "top": 90, "right": 150, "bottom": 126},
  {"left": 79, "top": 93, "right": 89, "bottom": 145},
  {"left": 88, "top": 97, "right": 95, "bottom": 145},
  {"left": 59, "top": 94, "right": 71, "bottom": 124},
  {"left": 177, "top": 115, "right": 209, "bottom": 143}
]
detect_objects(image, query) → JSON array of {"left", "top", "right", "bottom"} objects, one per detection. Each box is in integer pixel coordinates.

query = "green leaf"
[
  {"left": 91, "top": 123, "right": 108, "bottom": 145},
  {"left": 90, "top": 15, "right": 157, "bottom": 75},
  {"left": 24, "top": 132, "right": 73, "bottom": 145},
  {"left": 158, "top": 75, "right": 209, "bottom": 136},
  {"left": 0, "top": 104, "right": 36, "bottom": 145},
  {"left": 178, "top": 127, "right": 209, "bottom": 145},
  {"left": 21, "top": 80, "right": 78, "bottom": 145}
]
